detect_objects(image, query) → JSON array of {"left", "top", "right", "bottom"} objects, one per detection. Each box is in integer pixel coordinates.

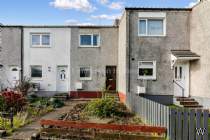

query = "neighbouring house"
[
  {"left": 0, "top": 26, "right": 22, "bottom": 90},
  {"left": 117, "top": 7, "right": 194, "bottom": 108},
  {"left": 190, "top": 0, "right": 210, "bottom": 108},
  {"left": 23, "top": 26, "right": 71, "bottom": 95},
  {"left": 70, "top": 26, "right": 118, "bottom": 98},
  {"left": 118, "top": 0, "right": 210, "bottom": 109}
]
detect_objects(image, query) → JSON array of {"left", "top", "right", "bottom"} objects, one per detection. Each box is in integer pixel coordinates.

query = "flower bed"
[{"left": 40, "top": 99, "right": 167, "bottom": 139}]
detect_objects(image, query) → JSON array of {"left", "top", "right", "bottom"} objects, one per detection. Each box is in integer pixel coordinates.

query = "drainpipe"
[
  {"left": 128, "top": 11, "right": 131, "bottom": 93},
  {"left": 20, "top": 26, "right": 24, "bottom": 81}
]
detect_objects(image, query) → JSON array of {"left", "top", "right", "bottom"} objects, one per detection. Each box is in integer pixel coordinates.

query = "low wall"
[
  {"left": 69, "top": 91, "right": 102, "bottom": 98},
  {"left": 139, "top": 94, "right": 174, "bottom": 105}
]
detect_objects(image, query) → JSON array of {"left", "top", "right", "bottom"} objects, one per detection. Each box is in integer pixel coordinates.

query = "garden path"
[{"left": 4, "top": 100, "right": 87, "bottom": 140}]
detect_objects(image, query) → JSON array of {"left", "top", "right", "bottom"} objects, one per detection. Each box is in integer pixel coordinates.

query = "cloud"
[
  {"left": 108, "top": 2, "right": 124, "bottom": 10},
  {"left": 50, "top": 0, "right": 96, "bottom": 12},
  {"left": 186, "top": 1, "right": 198, "bottom": 8},
  {"left": 65, "top": 19, "right": 94, "bottom": 25},
  {"left": 99, "top": 0, "right": 109, "bottom": 4},
  {"left": 91, "top": 14, "right": 121, "bottom": 20}
]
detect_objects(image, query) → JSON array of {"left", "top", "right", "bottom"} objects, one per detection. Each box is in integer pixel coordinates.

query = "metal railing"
[{"left": 173, "top": 80, "right": 185, "bottom": 97}]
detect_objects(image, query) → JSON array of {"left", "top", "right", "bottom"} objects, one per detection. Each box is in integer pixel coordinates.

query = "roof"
[
  {"left": 1, "top": 25, "right": 117, "bottom": 28},
  {"left": 125, "top": 7, "right": 192, "bottom": 11},
  {"left": 171, "top": 50, "right": 200, "bottom": 58}
]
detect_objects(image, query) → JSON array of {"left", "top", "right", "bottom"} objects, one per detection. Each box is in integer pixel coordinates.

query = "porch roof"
[{"left": 171, "top": 50, "right": 200, "bottom": 59}]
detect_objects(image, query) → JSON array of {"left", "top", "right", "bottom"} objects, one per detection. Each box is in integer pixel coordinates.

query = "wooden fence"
[{"left": 136, "top": 96, "right": 209, "bottom": 140}]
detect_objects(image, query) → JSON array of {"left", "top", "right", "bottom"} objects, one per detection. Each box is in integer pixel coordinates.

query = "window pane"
[
  {"left": 42, "top": 35, "right": 50, "bottom": 45},
  {"left": 80, "top": 35, "right": 92, "bottom": 46},
  {"left": 148, "top": 19, "right": 163, "bottom": 35},
  {"left": 179, "top": 67, "right": 182, "bottom": 79},
  {"left": 93, "top": 35, "right": 99, "bottom": 46},
  {"left": 32, "top": 35, "right": 40, "bottom": 45},
  {"left": 31, "top": 66, "right": 42, "bottom": 78},
  {"left": 139, "top": 68, "right": 153, "bottom": 76},
  {"left": 175, "top": 67, "right": 177, "bottom": 79},
  {"left": 80, "top": 67, "right": 90, "bottom": 78},
  {"left": 139, "top": 20, "right": 146, "bottom": 35}
]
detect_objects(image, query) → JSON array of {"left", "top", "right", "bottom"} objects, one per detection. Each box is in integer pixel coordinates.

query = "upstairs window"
[
  {"left": 138, "top": 19, "right": 165, "bottom": 36},
  {"left": 80, "top": 34, "right": 100, "bottom": 47},
  {"left": 138, "top": 61, "right": 156, "bottom": 80},
  {"left": 31, "top": 34, "right": 50, "bottom": 47}
]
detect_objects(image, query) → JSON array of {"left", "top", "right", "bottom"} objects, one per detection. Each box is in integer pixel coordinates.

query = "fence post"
[
  {"left": 189, "top": 109, "right": 195, "bottom": 140},
  {"left": 196, "top": 109, "right": 202, "bottom": 140},
  {"left": 183, "top": 110, "right": 188, "bottom": 140},
  {"left": 203, "top": 110, "right": 209, "bottom": 140},
  {"left": 169, "top": 108, "right": 176, "bottom": 140}
]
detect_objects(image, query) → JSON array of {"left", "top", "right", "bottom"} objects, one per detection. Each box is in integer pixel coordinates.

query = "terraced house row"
[{"left": 0, "top": 0, "right": 210, "bottom": 110}]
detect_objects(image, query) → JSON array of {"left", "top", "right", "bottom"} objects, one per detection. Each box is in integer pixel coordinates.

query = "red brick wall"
[
  {"left": 118, "top": 92, "right": 126, "bottom": 103},
  {"left": 69, "top": 91, "right": 102, "bottom": 98}
]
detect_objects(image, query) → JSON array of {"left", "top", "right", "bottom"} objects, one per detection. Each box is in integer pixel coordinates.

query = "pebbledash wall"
[
  {"left": 23, "top": 26, "right": 71, "bottom": 95},
  {"left": 70, "top": 26, "right": 118, "bottom": 98},
  {"left": 118, "top": 8, "right": 191, "bottom": 108},
  {"left": 190, "top": 0, "right": 210, "bottom": 108},
  {"left": 0, "top": 26, "right": 22, "bottom": 89}
]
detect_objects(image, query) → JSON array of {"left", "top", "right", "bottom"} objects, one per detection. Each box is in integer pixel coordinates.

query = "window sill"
[
  {"left": 31, "top": 78, "right": 43, "bottom": 81},
  {"left": 80, "top": 78, "right": 92, "bottom": 81},
  {"left": 31, "top": 45, "right": 51, "bottom": 48},
  {"left": 138, "top": 77, "right": 156, "bottom": 80},
  {"left": 79, "top": 45, "right": 100, "bottom": 48},
  {"left": 138, "top": 35, "right": 166, "bottom": 37}
]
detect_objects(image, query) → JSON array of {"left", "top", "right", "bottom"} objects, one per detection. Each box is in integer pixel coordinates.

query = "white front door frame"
[
  {"left": 9, "top": 66, "right": 20, "bottom": 88},
  {"left": 173, "top": 61, "right": 189, "bottom": 97},
  {"left": 56, "top": 66, "right": 68, "bottom": 92}
]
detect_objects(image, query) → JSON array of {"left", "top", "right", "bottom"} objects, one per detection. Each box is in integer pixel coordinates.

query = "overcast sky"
[{"left": 0, "top": 0, "right": 198, "bottom": 25}]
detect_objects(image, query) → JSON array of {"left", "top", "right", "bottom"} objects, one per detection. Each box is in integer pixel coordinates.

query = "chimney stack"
[{"left": 113, "top": 19, "right": 120, "bottom": 26}]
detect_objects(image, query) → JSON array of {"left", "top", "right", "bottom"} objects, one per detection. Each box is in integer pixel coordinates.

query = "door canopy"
[{"left": 171, "top": 50, "right": 200, "bottom": 69}]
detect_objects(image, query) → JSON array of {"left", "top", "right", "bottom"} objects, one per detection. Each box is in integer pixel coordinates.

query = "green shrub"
[
  {"left": 85, "top": 98, "right": 125, "bottom": 118},
  {"left": 50, "top": 98, "right": 64, "bottom": 108}
]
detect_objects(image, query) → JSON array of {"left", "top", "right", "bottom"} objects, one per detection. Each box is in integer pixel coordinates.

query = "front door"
[
  {"left": 57, "top": 66, "right": 68, "bottom": 92},
  {"left": 9, "top": 66, "right": 20, "bottom": 88},
  {"left": 174, "top": 62, "right": 189, "bottom": 97},
  {"left": 106, "top": 66, "right": 116, "bottom": 91}
]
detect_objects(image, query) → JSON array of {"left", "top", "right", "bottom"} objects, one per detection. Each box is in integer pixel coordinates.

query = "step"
[
  {"left": 180, "top": 101, "right": 199, "bottom": 106},
  {"left": 183, "top": 105, "right": 203, "bottom": 108},
  {"left": 176, "top": 98, "right": 195, "bottom": 102}
]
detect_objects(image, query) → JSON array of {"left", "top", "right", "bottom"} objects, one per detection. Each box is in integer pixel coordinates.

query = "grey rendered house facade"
[
  {"left": 118, "top": 0, "right": 210, "bottom": 109},
  {"left": 118, "top": 8, "right": 193, "bottom": 108},
  {"left": 0, "top": 26, "right": 22, "bottom": 90},
  {"left": 70, "top": 26, "right": 118, "bottom": 97},
  {"left": 1, "top": 0, "right": 210, "bottom": 108}
]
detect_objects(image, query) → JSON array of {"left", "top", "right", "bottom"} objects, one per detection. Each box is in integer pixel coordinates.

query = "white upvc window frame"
[
  {"left": 79, "top": 34, "right": 100, "bottom": 47},
  {"left": 138, "top": 12, "right": 166, "bottom": 37},
  {"left": 30, "top": 65, "right": 43, "bottom": 79},
  {"left": 138, "top": 61, "right": 157, "bottom": 80},
  {"left": 79, "top": 66, "right": 92, "bottom": 81},
  {"left": 138, "top": 18, "right": 166, "bottom": 37},
  {"left": 31, "top": 33, "right": 51, "bottom": 48},
  {"left": 174, "top": 66, "right": 183, "bottom": 81}
]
